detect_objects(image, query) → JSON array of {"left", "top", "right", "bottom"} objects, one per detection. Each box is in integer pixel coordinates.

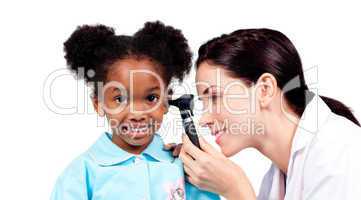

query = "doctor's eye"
[{"left": 209, "top": 93, "right": 222, "bottom": 103}]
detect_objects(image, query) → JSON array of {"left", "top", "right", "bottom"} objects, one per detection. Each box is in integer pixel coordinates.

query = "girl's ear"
[
  {"left": 256, "top": 73, "right": 278, "bottom": 109},
  {"left": 92, "top": 97, "right": 105, "bottom": 117},
  {"left": 164, "top": 88, "right": 174, "bottom": 114},
  {"left": 164, "top": 103, "right": 169, "bottom": 114},
  {"left": 163, "top": 95, "right": 170, "bottom": 114}
]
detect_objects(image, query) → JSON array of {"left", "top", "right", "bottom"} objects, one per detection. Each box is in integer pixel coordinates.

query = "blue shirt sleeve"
[
  {"left": 50, "top": 157, "right": 92, "bottom": 200},
  {"left": 185, "top": 181, "right": 221, "bottom": 200}
]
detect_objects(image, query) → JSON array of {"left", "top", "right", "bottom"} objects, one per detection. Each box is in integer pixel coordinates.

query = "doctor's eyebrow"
[
  {"left": 202, "top": 85, "right": 220, "bottom": 95},
  {"left": 202, "top": 86, "right": 212, "bottom": 95}
]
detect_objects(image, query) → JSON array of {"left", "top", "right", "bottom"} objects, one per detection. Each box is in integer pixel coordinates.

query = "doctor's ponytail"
[{"left": 196, "top": 28, "right": 360, "bottom": 126}]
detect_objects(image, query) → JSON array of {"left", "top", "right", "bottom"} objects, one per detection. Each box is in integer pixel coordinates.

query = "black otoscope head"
[
  {"left": 168, "top": 94, "right": 201, "bottom": 149},
  {"left": 168, "top": 94, "right": 194, "bottom": 115}
]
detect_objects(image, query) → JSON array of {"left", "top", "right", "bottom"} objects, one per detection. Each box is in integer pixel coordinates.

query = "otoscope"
[{"left": 168, "top": 94, "right": 201, "bottom": 149}]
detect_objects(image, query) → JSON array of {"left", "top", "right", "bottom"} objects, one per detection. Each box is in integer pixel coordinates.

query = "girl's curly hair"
[{"left": 64, "top": 21, "right": 192, "bottom": 96}]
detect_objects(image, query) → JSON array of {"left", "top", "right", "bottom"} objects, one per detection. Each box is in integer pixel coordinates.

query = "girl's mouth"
[{"left": 120, "top": 124, "right": 152, "bottom": 138}]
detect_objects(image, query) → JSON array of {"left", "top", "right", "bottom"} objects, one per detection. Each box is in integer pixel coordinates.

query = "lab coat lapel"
[
  {"left": 258, "top": 164, "right": 285, "bottom": 200},
  {"left": 285, "top": 93, "right": 333, "bottom": 199},
  {"left": 258, "top": 93, "right": 333, "bottom": 200}
]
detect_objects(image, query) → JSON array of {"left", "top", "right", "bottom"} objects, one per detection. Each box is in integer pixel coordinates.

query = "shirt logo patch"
[
  {"left": 170, "top": 188, "right": 184, "bottom": 200},
  {"left": 165, "top": 178, "right": 185, "bottom": 200}
]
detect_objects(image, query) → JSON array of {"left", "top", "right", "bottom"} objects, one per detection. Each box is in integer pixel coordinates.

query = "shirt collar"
[
  {"left": 142, "top": 134, "right": 173, "bottom": 163},
  {"left": 88, "top": 132, "right": 173, "bottom": 166}
]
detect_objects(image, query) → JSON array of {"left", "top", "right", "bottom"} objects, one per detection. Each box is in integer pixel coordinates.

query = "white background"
[{"left": 0, "top": 0, "right": 360, "bottom": 199}]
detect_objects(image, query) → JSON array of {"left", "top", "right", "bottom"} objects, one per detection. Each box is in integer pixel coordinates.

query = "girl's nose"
[
  {"left": 128, "top": 102, "right": 148, "bottom": 122},
  {"left": 130, "top": 115, "right": 146, "bottom": 123}
]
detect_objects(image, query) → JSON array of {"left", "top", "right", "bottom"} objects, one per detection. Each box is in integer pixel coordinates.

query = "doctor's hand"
[
  {"left": 163, "top": 143, "right": 182, "bottom": 157},
  {"left": 179, "top": 135, "right": 256, "bottom": 200}
]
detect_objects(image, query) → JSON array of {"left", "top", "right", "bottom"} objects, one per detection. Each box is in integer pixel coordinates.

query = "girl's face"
[
  {"left": 196, "top": 61, "right": 265, "bottom": 157},
  {"left": 93, "top": 58, "right": 167, "bottom": 154}
]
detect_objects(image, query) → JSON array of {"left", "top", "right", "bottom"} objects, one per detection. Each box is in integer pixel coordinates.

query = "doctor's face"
[{"left": 196, "top": 61, "right": 265, "bottom": 157}]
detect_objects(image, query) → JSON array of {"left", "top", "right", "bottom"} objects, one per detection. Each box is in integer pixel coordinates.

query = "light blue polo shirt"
[{"left": 50, "top": 132, "right": 220, "bottom": 200}]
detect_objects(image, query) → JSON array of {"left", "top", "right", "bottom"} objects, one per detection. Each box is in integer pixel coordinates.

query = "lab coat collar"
[
  {"left": 259, "top": 92, "right": 334, "bottom": 199},
  {"left": 88, "top": 132, "right": 172, "bottom": 166},
  {"left": 258, "top": 164, "right": 288, "bottom": 199},
  {"left": 289, "top": 91, "right": 332, "bottom": 156}
]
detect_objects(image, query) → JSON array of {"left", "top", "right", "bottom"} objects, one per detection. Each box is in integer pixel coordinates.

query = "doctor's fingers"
[
  {"left": 182, "top": 134, "right": 207, "bottom": 159},
  {"left": 183, "top": 156, "right": 218, "bottom": 192},
  {"left": 172, "top": 144, "right": 182, "bottom": 157},
  {"left": 163, "top": 143, "right": 182, "bottom": 157},
  {"left": 183, "top": 164, "right": 197, "bottom": 180},
  {"left": 163, "top": 143, "right": 177, "bottom": 151},
  {"left": 180, "top": 147, "right": 213, "bottom": 179},
  {"left": 198, "top": 136, "right": 223, "bottom": 158},
  {"left": 183, "top": 165, "right": 204, "bottom": 189},
  {"left": 179, "top": 147, "right": 197, "bottom": 168}
]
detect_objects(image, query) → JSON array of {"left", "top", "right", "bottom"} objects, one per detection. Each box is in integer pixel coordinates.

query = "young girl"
[{"left": 50, "top": 21, "right": 220, "bottom": 200}]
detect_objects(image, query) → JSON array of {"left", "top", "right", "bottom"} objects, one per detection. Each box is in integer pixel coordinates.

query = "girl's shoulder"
[{"left": 50, "top": 152, "right": 95, "bottom": 200}]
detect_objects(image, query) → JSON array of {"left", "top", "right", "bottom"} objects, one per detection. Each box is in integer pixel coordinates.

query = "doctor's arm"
[{"left": 179, "top": 135, "right": 256, "bottom": 200}]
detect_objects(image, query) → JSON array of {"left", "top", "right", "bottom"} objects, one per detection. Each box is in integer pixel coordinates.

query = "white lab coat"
[{"left": 257, "top": 94, "right": 361, "bottom": 200}]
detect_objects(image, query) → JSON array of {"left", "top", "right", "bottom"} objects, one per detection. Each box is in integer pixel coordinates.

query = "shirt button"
[{"left": 134, "top": 156, "right": 142, "bottom": 164}]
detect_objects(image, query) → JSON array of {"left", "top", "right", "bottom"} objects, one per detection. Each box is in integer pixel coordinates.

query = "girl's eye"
[
  {"left": 114, "top": 95, "right": 127, "bottom": 104},
  {"left": 146, "top": 94, "right": 159, "bottom": 103}
]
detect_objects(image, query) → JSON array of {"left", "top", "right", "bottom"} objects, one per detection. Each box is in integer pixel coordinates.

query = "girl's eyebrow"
[
  {"left": 146, "top": 86, "right": 160, "bottom": 92},
  {"left": 112, "top": 88, "right": 125, "bottom": 93}
]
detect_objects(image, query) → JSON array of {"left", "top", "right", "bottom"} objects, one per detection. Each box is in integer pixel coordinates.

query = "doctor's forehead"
[
  {"left": 195, "top": 62, "right": 243, "bottom": 91},
  {"left": 196, "top": 62, "right": 219, "bottom": 80},
  {"left": 195, "top": 65, "right": 219, "bottom": 94},
  {"left": 195, "top": 61, "right": 237, "bottom": 82}
]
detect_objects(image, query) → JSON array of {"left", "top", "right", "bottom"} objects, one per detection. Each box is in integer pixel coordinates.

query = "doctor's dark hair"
[
  {"left": 64, "top": 21, "right": 192, "bottom": 96},
  {"left": 196, "top": 28, "right": 360, "bottom": 126}
]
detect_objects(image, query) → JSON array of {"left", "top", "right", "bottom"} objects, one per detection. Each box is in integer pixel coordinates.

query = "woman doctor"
[{"left": 167, "top": 28, "right": 361, "bottom": 199}]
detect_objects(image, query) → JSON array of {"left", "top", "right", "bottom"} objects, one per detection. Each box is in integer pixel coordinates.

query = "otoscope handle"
[{"left": 180, "top": 110, "right": 201, "bottom": 149}]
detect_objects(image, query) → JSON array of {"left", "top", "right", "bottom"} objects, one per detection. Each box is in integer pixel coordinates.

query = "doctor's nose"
[{"left": 199, "top": 112, "right": 214, "bottom": 128}]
